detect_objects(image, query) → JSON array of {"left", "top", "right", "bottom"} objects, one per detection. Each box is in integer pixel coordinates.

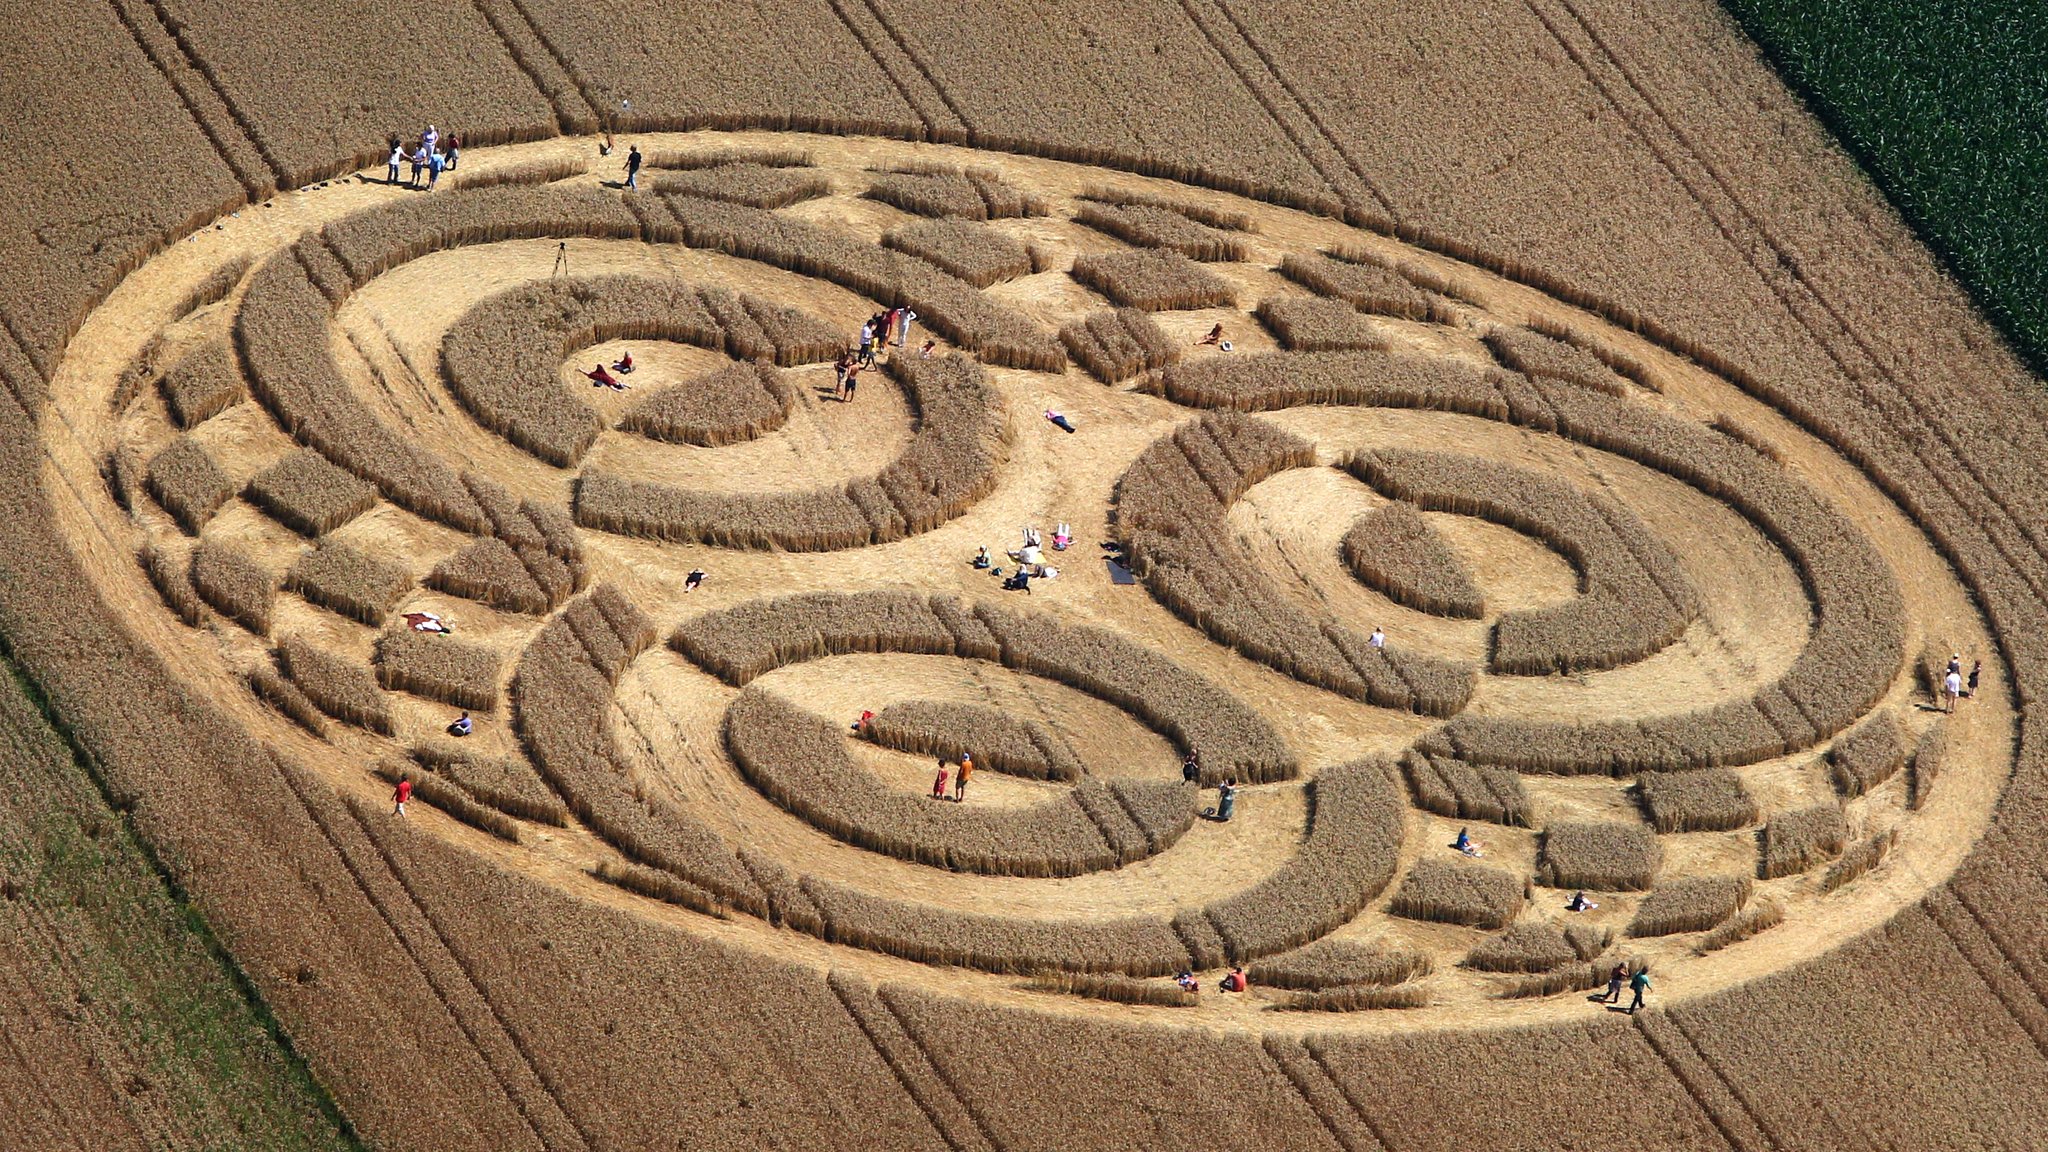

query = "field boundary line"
[
  {"left": 1170, "top": 0, "right": 1354, "bottom": 212},
  {"left": 876, "top": 985, "right": 1008, "bottom": 1152},
  {"left": 825, "top": 973, "right": 993, "bottom": 1152},
  {"left": 1261, "top": 1036, "right": 1388, "bottom": 1152},
  {"left": 499, "top": 0, "right": 605, "bottom": 129},
  {"left": 267, "top": 759, "right": 553, "bottom": 1150},
  {"left": 858, "top": 1, "right": 975, "bottom": 141},
  {"left": 1927, "top": 891, "right": 2048, "bottom": 1059},
  {"left": 138, "top": 0, "right": 292, "bottom": 188},
  {"left": 1543, "top": 0, "right": 2048, "bottom": 589},
  {"left": 1208, "top": 0, "right": 1399, "bottom": 222},
  {"left": 1660, "top": 1011, "right": 1793, "bottom": 1151},
  {"left": 1631, "top": 1013, "right": 1773, "bottom": 1152},
  {"left": 468, "top": 0, "right": 590, "bottom": 134},
  {"left": 101, "top": 0, "right": 270, "bottom": 199},
  {"left": 342, "top": 795, "right": 597, "bottom": 1150},
  {"left": 826, "top": 0, "right": 964, "bottom": 143}
]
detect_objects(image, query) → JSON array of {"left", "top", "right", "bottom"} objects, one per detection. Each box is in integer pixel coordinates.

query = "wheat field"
[{"left": 0, "top": 3, "right": 2042, "bottom": 1148}]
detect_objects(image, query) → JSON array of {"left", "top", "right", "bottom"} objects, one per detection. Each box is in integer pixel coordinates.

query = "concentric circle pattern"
[{"left": 64, "top": 132, "right": 2008, "bottom": 1026}]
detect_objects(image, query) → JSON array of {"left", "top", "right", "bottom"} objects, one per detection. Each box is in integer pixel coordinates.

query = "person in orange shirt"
[{"left": 954, "top": 753, "right": 973, "bottom": 802}]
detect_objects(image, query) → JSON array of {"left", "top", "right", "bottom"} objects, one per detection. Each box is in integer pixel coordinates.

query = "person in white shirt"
[{"left": 1368, "top": 626, "right": 1386, "bottom": 649}]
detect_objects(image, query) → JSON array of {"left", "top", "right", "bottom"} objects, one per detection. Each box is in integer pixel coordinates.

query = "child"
[
  {"left": 931, "top": 759, "right": 951, "bottom": 799},
  {"left": 842, "top": 364, "right": 860, "bottom": 403}
]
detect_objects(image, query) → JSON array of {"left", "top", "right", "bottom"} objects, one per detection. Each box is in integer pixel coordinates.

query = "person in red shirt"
[
  {"left": 1221, "top": 966, "right": 1248, "bottom": 993},
  {"left": 393, "top": 773, "right": 413, "bottom": 817},
  {"left": 931, "top": 759, "right": 950, "bottom": 799}
]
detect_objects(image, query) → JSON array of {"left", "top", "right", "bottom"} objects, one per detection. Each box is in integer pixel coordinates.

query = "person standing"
[
  {"left": 1627, "top": 967, "right": 1650, "bottom": 1014},
  {"left": 842, "top": 363, "right": 860, "bottom": 403},
  {"left": 931, "top": 759, "right": 950, "bottom": 800},
  {"left": 386, "top": 141, "right": 403, "bottom": 184},
  {"left": 409, "top": 146, "right": 427, "bottom": 188},
  {"left": 1943, "top": 666, "right": 1963, "bottom": 713},
  {"left": 446, "top": 133, "right": 461, "bottom": 170},
  {"left": 1967, "top": 659, "right": 1983, "bottom": 700},
  {"left": 393, "top": 773, "right": 413, "bottom": 817},
  {"left": 954, "top": 753, "right": 973, "bottom": 802},
  {"left": 1181, "top": 747, "right": 1201, "bottom": 785},
  {"left": 625, "top": 145, "right": 642, "bottom": 190},
  {"left": 858, "top": 321, "right": 877, "bottom": 368},
  {"left": 894, "top": 307, "right": 917, "bottom": 346},
  {"left": 427, "top": 148, "right": 445, "bottom": 189}
]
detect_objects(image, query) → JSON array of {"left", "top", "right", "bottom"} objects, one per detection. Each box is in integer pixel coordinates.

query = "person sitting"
[
  {"left": 611, "top": 351, "right": 634, "bottom": 374},
  {"left": 684, "top": 569, "right": 706, "bottom": 593},
  {"left": 1566, "top": 891, "right": 1598, "bottom": 913},
  {"left": 584, "top": 364, "right": 625, "bottom": 390},
  {"left": 1175, "top": 970, "right": 1199, "bottom": 994},
  {"left": 1039, "top": 565, "right": 1058, "bottom": 580},
  {"left": 403, "top": 611, "right": 451, "bottom": 634},
  {"left": 1052, "top": 522, "right": 1072, "bottom": 551},
  {"left": 972, "top": 545, "right": 992, "bottom": 569},
  {"left": 447, "top": 711, "right": 473, "bottom": 738},
  {"left": 851, "top": 709, "right": 875, "bottom": 734},
  {"left": 1220, "top": 966, "right": 1247, "bottom": 993},
  {"left": 919, "top": 339, "right": 936, "bottom": 359},
  {"left": 1454, "top": 827, "right": 1482, "bottom": 857},
  {"left": 1197, "top": 323, "right": 1223, "bottom": 346},
  {"left": 1003, "top": 569, "right": 1032, "bottom": 594}
]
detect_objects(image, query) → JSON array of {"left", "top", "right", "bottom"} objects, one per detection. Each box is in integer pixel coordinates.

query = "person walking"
[
  {"left": 386, "top": 141, "right": 404, "bottom": 185},
  {"left": 625, "top": 145, "right": 642, "bottom": 190},
  {"left": 393, "top": 773, "right": 413, "bottom": 817},
  {"left": 1602, "top": 963, "right": 1626, "bottom": 1004},
  {"left": 1627, "top": 967, "right": 1651, "bottom": 1014},
  {"left": 1215, "top": 778, "right": 1238, "bottom": 822},
  {"left": 1943, "top": 666, "right": 1963, "bottom": 713},
  {"left": 1967, "top": 659, "right": 1983, "bottom": 699},
  {"left": 446, "top": 133, "right": 461, "bottom": 170},
  {"left": 954, "top": 753, "right": 973, "bottom": 802},
  {"left": 931, "top": 759, "right": 951, "bottom": 800},
  {"left": 1368, "top": 626, "right": 1386, "bottom": 649},
  {"left": 833, "top": 351, "right": 851, "bottom": 399}
]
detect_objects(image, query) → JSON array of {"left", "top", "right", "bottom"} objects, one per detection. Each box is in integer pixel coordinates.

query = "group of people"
[
  {"left": 387, "top": 125, "right": 460, "bottom": 189},
  {"left": 584, "top": 351, "right": 635, "bottom": 391},
  {"left": 1175, "top": 966, "right": 1247, "bottom": 995},
  {"left": 930, "top": 753, "right": 974, "bottom": 802},
  {"left": 976, "top": 525, "right": 1066, "bottom": 593},
  {"left": 1940, "top": 652, "right": 1983, "bottom": 713}
]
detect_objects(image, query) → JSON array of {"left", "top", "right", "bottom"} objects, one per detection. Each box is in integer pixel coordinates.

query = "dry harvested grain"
[
  {"left": 1350, "top": 448, "right": 1697, "bottom": 676},
  {"left": 244, "top": 448, "right": 377, "bottom": 536},
  {"left": 648, "top": 164, "right": 829, "bottom": 208},
  {"left": 146, "top": 436, "right": 236, "bottom": 534},
  {"left": 1073, "top": 201, "right": 1248, "bottom": 261},
  {"left": 1257, "top": 296, "right": 1388, "bottom": 352},
  {"left": 1635, "top": 768, "right": 1758, "bottom": 833},
  {"left": 1247, "top": 940, "right": 1432, "bottom": 991},
  {"left": 1058, "top": 307, "right": 1179, "bottom": 384},
  {"left": 1117, "top": 415, "right": 1474, "bottom": 714},
  {"left": 1822, "top": 830, "right": 1897, "bottom": 893},
  {"left": 246, "top": 666, "right": 325, "bottom": 738},
  {"left": 190, "top": 539, "right": 274, "bottom": 634},
  {"left": 1627, "top": 876, "right": 1750, "bottom": 937},
  {"left": 1070, "top": 249, "right": 1236, "bottom": 311},
  {"left": 140, "top": 541, "right": 204, "bottom": 626},
  {"left": 1027, "top": 972, "right": 1196, "bottom": 1008},
  {"left": 1279, "top": 984, "right": 1430, "bottom": 1011},
  {"left": 1829, "top": 712, "right": 1907, "bottom": 797},
  {"left": 1694, "top": 900, "right": 1785, "bottom": 954},
  {"left": 374, "top": 629, "right": 500, "bottom": 710},
  {"left": 427, "top": 538, "right": 554, "bottom": 615},
  {"left": 882, "top": 218, "right": 1031, "bottom": 287},
  {"left": 1908, "top": 721, "right": 1948, "bottom": 810},
  {"left": 285, "top": 540, "right": 411, "bottom": 625},
  {"left": 158, "top": 340, "right": 245, "bottom": 428},
  {"left": 617, "top": 361, "right": 794, "bottom": 447},
  {"left": 1760, "top": 804, "right": 1849, "bottom": 879},
  {"left": 1461, "top": 922, "right": 1578, "bottom": 972},
  {"left": 277, "top": 636, "right": 392, "bottom": 734},
  {"left": 1401, "top": 751, "right": 1531, "bottom": 826},
  {"left": 1342, "top": 502, "right": 1484, "bottom": 618},
  {"left": 864, "top": 700, "right": 1081, "bottom": 781},
  {"left": 1201, "top": 759, "right": 1405, "bottom": 960},
  {"left": 1538, "top": 822, "right": 1661, "bottom": 891},
  {"left": 580, "top": 354, "right": 1007, "bottom": 550},
  {"left": 1278, "top": 251, "right": 1437, "bottom": 320},
  {"left": 1388, "top": 858, "right": 1523, "bottom": 929}
]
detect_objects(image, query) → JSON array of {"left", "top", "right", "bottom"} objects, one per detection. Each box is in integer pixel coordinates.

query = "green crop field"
[{"left": 1726, "top": 0, "right": 2048, "bottom": 372}]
